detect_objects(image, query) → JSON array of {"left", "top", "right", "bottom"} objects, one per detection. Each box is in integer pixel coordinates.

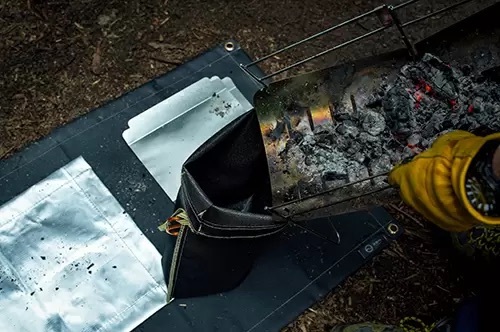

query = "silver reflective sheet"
[
  {"left": 0, "top": 157, "right": 167, "bottom": 332},
  {"left": 122, "top": 76, "right": 253, "bottom": 201}
]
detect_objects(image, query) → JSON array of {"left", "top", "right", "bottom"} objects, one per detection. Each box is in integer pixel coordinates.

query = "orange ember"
[
  {"left": 449, "top": 99, "right": 458, "bottom": 110},
  {"left": 413, "top": 80, "right": 434, "bottom": 109}
]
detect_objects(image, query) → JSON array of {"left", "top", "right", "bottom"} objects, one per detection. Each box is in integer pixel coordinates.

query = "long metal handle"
[
  {"left": 267, "top": 171, "right": 390, "bottom": 211},
  {"left": 241, "top": 0, "right": 475, "bottom": 83},
  {"left": 286, "top": 185, "right": 392, "bottom": 218},
  {"left": 244, "top": 4, "right": 387, "bottom": 69},
  {"left": 266, "top": 172, "right": 392, "bottom": 219}
]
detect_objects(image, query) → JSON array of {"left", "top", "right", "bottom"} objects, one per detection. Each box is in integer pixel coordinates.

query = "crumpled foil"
[{"left": 0, "top": 157, "right": 167, "bottom": 331}]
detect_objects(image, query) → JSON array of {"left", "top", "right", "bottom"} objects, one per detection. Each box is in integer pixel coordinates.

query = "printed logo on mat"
[{"left": 358, "top": 234, "right": 386, "bottom": 259}]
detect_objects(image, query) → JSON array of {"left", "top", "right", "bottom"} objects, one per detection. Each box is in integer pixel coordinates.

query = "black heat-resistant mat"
[{"left": 0, "top": 42, "right": 400, "bottom": 332}]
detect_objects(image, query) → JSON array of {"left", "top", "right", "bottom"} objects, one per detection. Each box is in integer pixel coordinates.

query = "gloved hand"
[{"left": 388, "top": 130, "right": 500, "bottom": 232}]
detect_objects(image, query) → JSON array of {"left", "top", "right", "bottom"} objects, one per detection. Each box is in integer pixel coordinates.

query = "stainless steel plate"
[{"left": 123, "top": 76, "right": 253, "bottom": 201}]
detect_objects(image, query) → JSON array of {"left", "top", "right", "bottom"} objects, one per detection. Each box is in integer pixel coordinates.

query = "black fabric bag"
[{"left": 162, "top": 111, "right": 286, "bottom": 300}]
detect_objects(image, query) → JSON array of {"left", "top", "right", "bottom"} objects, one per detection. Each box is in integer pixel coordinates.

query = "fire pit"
[{"left": 244, "top": 0, "right": 500, "bottom": 218}]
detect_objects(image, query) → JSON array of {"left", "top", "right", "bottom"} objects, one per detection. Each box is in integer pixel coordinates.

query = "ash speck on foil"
[{"left": 254, "top": 53, "right": 500, "bottom": 212}]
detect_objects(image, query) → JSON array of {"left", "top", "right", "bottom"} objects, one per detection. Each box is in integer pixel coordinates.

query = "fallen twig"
[
  {"left": 150, "top": 55, "right": 182, "bottom": 66},
  {"left": 402, "top": 272, "right": 419, "bottom": 281},
  {"left": 389, "top": 203, "right": 425, "bottom": 227},
  {"left": 436, "top": 284, "right": 451, "bottom": 293},
  {"left": 403, "top": 228, "right": 428, "bottom": 240}
]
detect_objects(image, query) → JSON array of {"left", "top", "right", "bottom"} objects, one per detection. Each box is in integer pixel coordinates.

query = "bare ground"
[{"left": 0, "top": 0, "right": 497, "bottom": 330}]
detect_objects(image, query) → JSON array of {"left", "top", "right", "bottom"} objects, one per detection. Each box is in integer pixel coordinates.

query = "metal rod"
[
  {"left": 267, "top": 205, "right": 289, "bottom": 221},
  {"left": 239, "top": 63, "right": 268, "bottom": 86},
  {"left": 244, "top": 0, "right": 424, "bottom": 70},
  {"left": 387, "top": 5, "right": 418, "bottom": 58},
  {"left": 288, "top": 185, "right": 392, "bottom": 218},
  {"left": 241, "top": 0, "right": 473, "bottom": 81},
  {"left": 268, "top": 198, "right": 341, "bottom": 245},
  {"left": 261, "top": 25, "right": 389, "bottom": 80},
  {"left": 267, "top": 171, "right": 390, "bottom": 211},
  {"left": 402, "top": 0, "right": 474, "bottom": 27},
  {"left": 289, "top": 220, "right": 341, "bottom": 245},
  {"left": 244, "top": 5, "right": 386, "bottom": 68},
  {"left": 392, "top": 0, "right": 420, "bottom": 10}
]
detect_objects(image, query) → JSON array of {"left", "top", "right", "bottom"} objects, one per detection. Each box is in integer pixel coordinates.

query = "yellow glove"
[{"left": 388, "top": 130, "right": 500, "bottom": 232}]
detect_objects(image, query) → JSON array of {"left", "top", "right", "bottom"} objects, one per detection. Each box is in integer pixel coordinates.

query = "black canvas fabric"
[
  {"left": 163, "top": 111, "right": 287, "bottom": 299},
  {"left": 163, "top": 228, "right": 279, "bottom": 299},
  {"left": 185, "top": 111, "right": 271, "bottom": 214},
  {"left": 178, "top": 110, "right": 285, "bottom": 237}
]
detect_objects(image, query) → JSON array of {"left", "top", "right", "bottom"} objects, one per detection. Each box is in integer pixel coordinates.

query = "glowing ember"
[
  {"left": 412, "top": 80, "right": 434, "bottom": 109},
  {"left": 449, "top": 99, "right": 458, "bottom": 110}
]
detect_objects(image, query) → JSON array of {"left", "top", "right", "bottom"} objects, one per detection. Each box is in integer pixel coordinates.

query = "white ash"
[
  {"left": 280, "top": 53, "right": 500, "bottom": 204},
  {"left": 362, "top": 110, "right": 386, "bottom": 136}
]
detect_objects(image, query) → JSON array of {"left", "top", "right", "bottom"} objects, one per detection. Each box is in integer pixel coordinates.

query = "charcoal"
[
  {"left": 316, "top": 132, "right": 334, "bottom": 145},
  {"left": 345, "top": 140, "right": 362, "bottom": 155},
  {"left": 421, "top": 112, "right": 445, "bottom": 138},
  {"left": 369, "top": 154, "right": 392, "bottom": 184},
  {"left": 472, "top": 97, "right": 484, "bottom": 112},
  {"left": 368, "top": 145, "right": 384, "bottom": 160},
  {"left": 387, "top": 150, "right": 402, "bottom": 164},
  {"left": 354, "top": 151, "right": 366, "bottom": 164},
  {"left": 276, "top": 53, "right": 500, "bottom": 201},
  {"left": 362, "top": 110, "right": 386, "bottom": 136},
  {"left": 302, "top": 135, "right": 316, "bottom": 146},
  {"left": 461, "top": 65, "right": 472, "bottom": 76},
  {"left": 337, "top": 123, "right": 360, "bottom": 138},
  {"left": 406, "top": 133, "right": 421, "bottom": 146},
  {"left": 321, "top": 152, "right": 348, "bottom": 179},
  {"left": 401, "top": 146, "right": 418, "bottom": 160},
  {"left": 347, "top": 161, "right": 369, "bottom": 182},
  {"left": 358, "top": 132, "right": 380, "bottom": 143},
  {"left": 396, "top": 127, "right": 413, "bottom": 138},
  {"left": 323, "top": 171, "right": 348, "bottom": 181},
  {"left": 366, "top": 95, "right": 383, "bottom": 108}
]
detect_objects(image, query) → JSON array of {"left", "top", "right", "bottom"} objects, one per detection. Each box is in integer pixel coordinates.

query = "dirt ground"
[{"left": 0, "top": 0, "right": 497, "bottom": 331}]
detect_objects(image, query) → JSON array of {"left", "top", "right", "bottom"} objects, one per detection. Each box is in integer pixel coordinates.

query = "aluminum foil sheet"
[
  {"left": 122, "top": 76, "right": 253, "bottom": 201},
  {"left": 0, "top": 157, "right": 167, "bottom": 332}
]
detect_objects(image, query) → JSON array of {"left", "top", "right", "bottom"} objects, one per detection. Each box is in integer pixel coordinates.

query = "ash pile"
[{"left": 282, "top": 53, "right": 500, "bottom": 214}]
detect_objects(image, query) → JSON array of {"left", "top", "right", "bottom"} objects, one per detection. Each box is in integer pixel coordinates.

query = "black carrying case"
[{"left": 162, "top": 111, "right": 286, "bottom": 300}]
